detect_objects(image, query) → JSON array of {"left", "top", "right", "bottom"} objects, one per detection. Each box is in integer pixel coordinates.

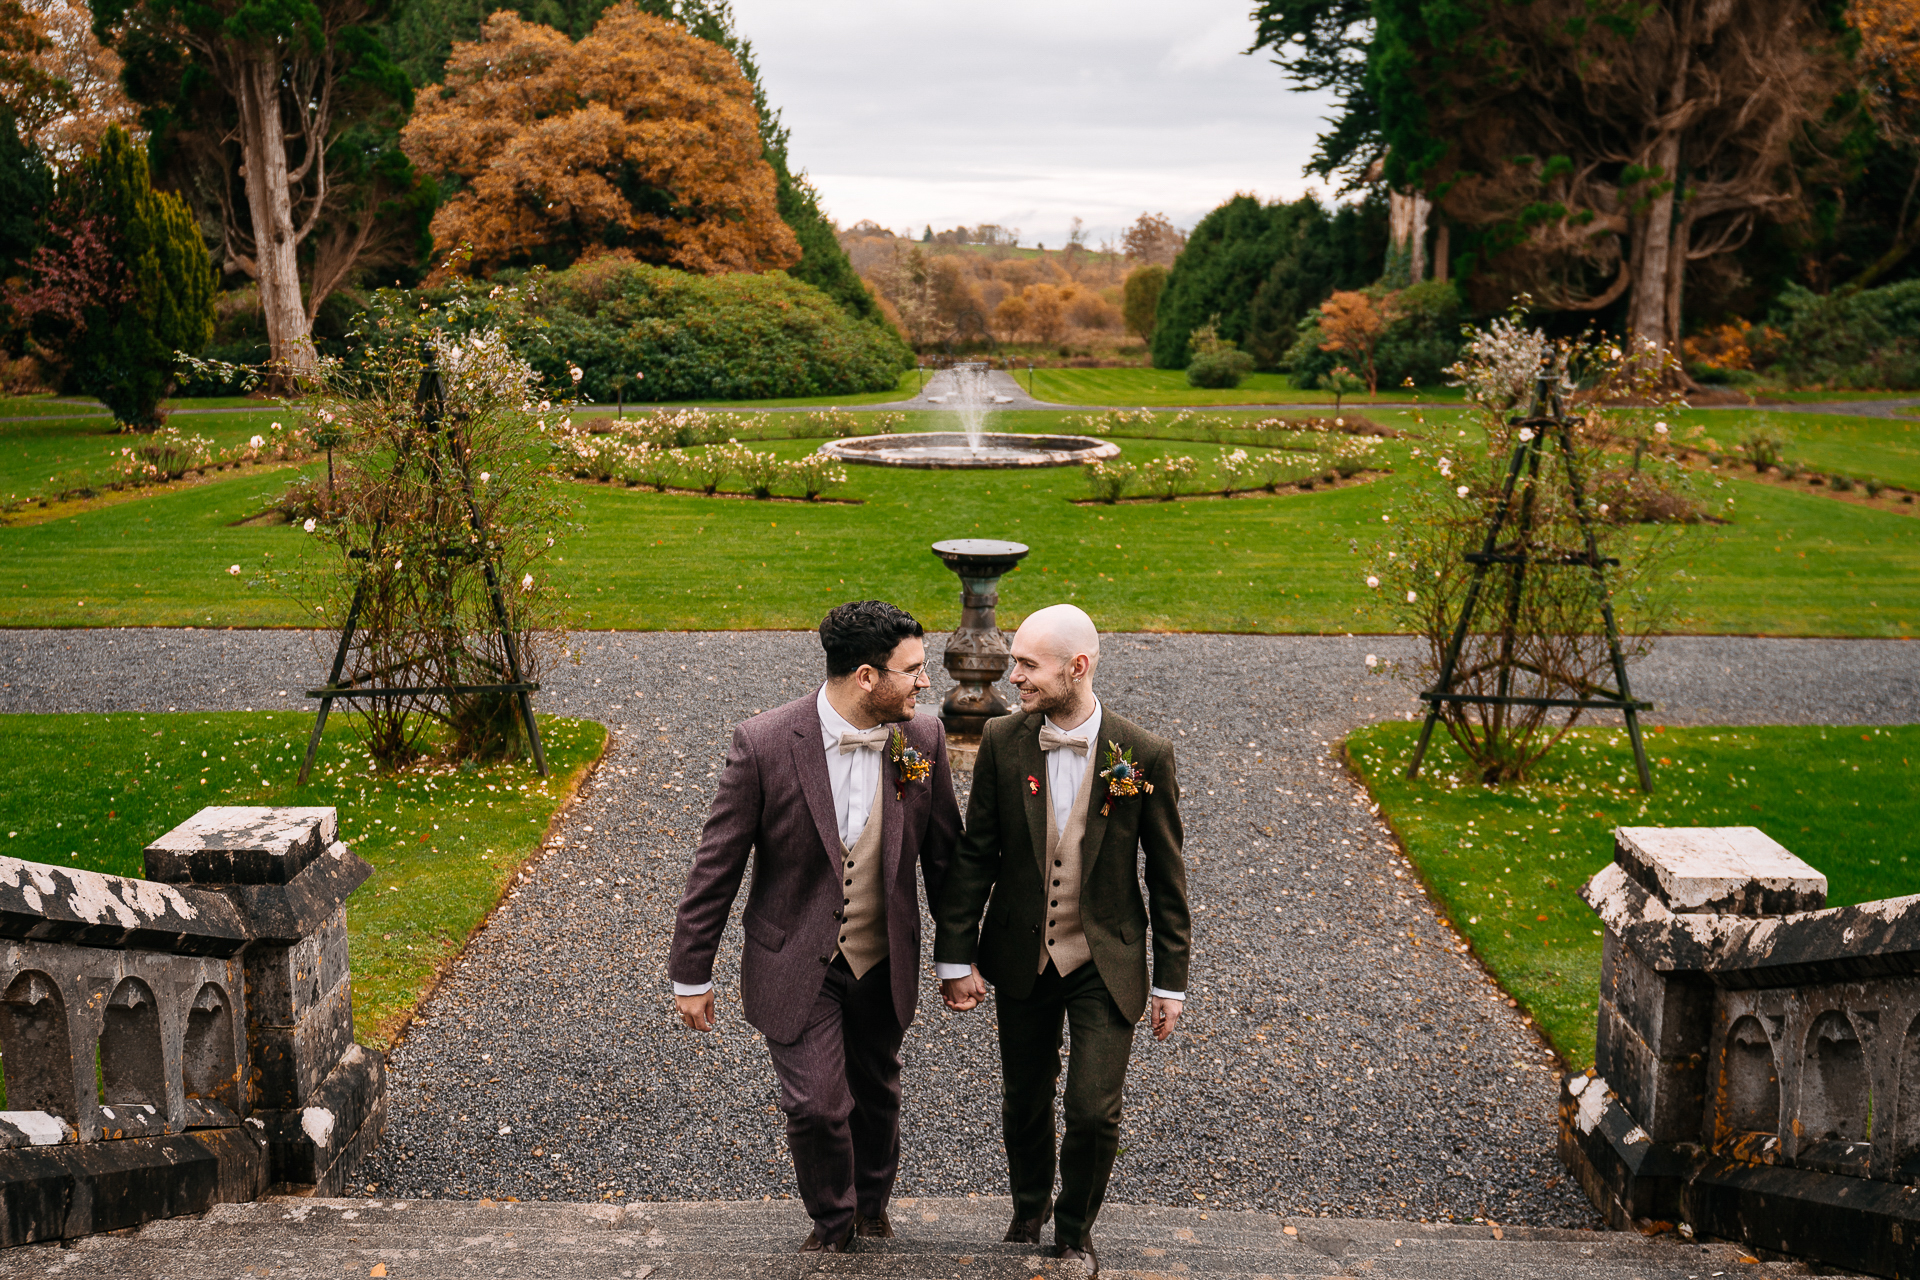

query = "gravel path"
[
  {"left": 1, "top": 628, "right": 1912, "bottom": 725},
  {"left": 1, "top": 628, "right": 1911, "bottom": 1228}
]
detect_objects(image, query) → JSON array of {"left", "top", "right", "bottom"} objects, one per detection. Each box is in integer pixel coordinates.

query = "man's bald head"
[{"left": 1016, "top": 603, "right": 1101, "bottom": 673}]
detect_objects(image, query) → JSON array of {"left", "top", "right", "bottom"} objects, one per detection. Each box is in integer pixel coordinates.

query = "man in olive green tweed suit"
[{"left": 934, "top": 604, "right": 1191, "bottom": 1277}]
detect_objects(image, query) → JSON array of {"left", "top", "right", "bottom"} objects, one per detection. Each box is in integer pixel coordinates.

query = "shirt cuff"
[
  {"left": 1150, "top": 987, "right": 1185, "bottom": 1001},
  {"left": 934, "top": 963, "right": 973, "bottom": 980},
  {"left": 673, "top": 981, "right": 713, "bottom": 997}
]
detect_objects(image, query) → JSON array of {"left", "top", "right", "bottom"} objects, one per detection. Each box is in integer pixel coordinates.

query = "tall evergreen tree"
[
  {"left": 0, "top": 107, "right": 51, "bottom": 272},
  {"left": 1151, "top": 193, "right": 1383, "bottom": 369},
  {"left": 73, "top": 126, "right": 214, "bottom": 426}
]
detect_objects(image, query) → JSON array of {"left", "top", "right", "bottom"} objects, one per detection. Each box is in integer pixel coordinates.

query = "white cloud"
[{"left": 729, "top": 0, "right": 1340, "bottom": 245}]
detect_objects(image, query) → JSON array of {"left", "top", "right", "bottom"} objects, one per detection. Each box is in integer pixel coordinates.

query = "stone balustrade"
[
  {"left": 0, "top": 807, "right": 384, "bottom": 1245},
  {"left": 1562, "top": 826, "right": 1920, "bottom": 1278}
]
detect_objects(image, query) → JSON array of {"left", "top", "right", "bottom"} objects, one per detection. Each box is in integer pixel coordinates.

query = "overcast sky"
[{"left": 727, "top": 0, "right": 1338, "bottom": 247}]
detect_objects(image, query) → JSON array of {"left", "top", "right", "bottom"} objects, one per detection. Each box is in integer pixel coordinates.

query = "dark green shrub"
[
  {"left": 71, "top": 128, "right": 215, "bottom": 427},
  {"left": 1184, "top": 322, "right": 1254, "bottom": 388},
  {"left": 1769, "top": 280, "right": 1920, "bottom": 389},
  {"left": 1373, "top": 280, "right": 1463, "bottom": 386},
  {"left": 532, "top": 259, "right": 911, "bottom": 403}
]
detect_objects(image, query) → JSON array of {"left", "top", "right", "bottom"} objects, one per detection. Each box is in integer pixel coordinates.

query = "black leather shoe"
[
  {"left": 800, "top": 1226, "right": 852, "bottom": 1253},
  {"left": 853, "top": 1209, "right": 895, "bottom": 1239},
  {"left": 1004, "top": 1207, "right": 1051, "bottom": 1244},
  {"left": 1057, "top": 1240, "right": 1099, "bottom": 1275}
]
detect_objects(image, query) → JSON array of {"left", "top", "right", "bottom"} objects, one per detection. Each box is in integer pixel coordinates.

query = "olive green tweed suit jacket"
[{"left": 934, "top": 706, "right": 1190, "bottom": 1022}]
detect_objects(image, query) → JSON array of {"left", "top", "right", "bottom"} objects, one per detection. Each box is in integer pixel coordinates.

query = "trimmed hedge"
[{"left": 532, "top": 260, "right": 911, "bottom": 403}]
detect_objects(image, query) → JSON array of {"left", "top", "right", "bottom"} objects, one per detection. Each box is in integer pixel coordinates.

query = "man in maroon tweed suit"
[{"left": 669, "top": 600, "right": 961, "bottom": 1252}]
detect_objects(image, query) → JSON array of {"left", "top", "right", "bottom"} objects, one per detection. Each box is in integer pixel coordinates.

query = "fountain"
[
  {"left": 818, "top": 362, "right": 1117, "bottom": 470},
  {"left": 930, "top": 538, "right": 1028, "bottom": 736}
]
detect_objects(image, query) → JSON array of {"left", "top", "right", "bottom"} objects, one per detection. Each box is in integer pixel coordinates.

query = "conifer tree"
[{"left": 73, "top": 126, "right": 214, "bottom": 427}]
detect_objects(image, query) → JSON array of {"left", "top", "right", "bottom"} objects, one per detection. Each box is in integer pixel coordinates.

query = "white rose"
[
  {"left": 249, "top": 435, "right": 264, "bottom": 448},
  {"left": 521, "top": 573, "right": 535, "bottom": 591},
  {"left": 1407, "top": 590, "right": 1418, "bottom": 603},
  {"left": 227, "top": 565, "right": 240, "bottom": 575},
  {"left": 480, "top": 472, "right": 491, "bottom": 483},
  {"left": 1366, "top": 575, "right": 1380, "bottom": 588},
  {"left": 303, "top": 518, "right": 317, "bottom": 533},
  {"left": 1365, "top": 654, "right": 1378, "bottom": 668},
  {"left": 1457, "top": 485, "right": 1471, "bottom": 498}
]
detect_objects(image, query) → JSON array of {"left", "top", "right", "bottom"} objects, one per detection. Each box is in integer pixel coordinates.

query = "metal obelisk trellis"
[
  {"left": 1405, "top": 359, "right": 1654, "bottom": 792},
  {"left": 298, "top": 353, "right": 548, "bottom": 784}
]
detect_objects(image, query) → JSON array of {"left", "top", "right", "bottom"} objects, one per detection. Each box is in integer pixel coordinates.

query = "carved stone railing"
[
  {"left": 0, "top": 807, "right": 385, "bottom": 1245},
  {"left": 1561, "top": 826, "right": 1920, "bottom": 1278}
]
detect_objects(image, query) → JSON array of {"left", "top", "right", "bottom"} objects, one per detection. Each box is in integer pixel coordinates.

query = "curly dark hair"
[{"left": 819, "top": 600, "right": 924, "bottom": 678}]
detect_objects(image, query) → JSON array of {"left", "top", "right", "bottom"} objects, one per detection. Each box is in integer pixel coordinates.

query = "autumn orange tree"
[
  {"left": 1315, "top": 289, "right": 1395, "bottom": 395},
  {"left": 402, "top": 3, "right": 798, "bottom": 276}
]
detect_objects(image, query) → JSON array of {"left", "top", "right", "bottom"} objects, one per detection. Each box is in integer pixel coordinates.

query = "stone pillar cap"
[
  {"left": 145, "top": 807, "right": 339, "bottom": 886},
  {"left": 1614, "top": 826, "right": 1826, "bottom": 916}
]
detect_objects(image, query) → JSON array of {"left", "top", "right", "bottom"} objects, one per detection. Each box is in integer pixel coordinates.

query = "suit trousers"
[
  {"left": 764, "top": 955, "right": 904, "bottom": 1242},
  {"left": 996, "top": 960, "right": 1136, "bottom": 1248}
]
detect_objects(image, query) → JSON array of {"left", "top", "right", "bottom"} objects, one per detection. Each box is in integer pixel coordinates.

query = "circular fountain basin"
[{"left": 818, "top": 431, "right": 1119, "bottom": 470}]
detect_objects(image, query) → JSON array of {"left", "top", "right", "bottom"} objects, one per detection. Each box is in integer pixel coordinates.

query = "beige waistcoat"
[
  {"left": 1039, "top": 753, "right": 1099, "bottom": 977},
  {"left": 834, "top": 769, "right": 888, "bottom": 979}
]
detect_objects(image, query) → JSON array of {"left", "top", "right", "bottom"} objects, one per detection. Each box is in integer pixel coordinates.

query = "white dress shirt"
[
  {"left": 938, "top": 699, "right": 1184, "bottom": 1002},
  {"left": 674, "top": 686, "right": 886, "bottom": 998},
  {"left": 814, "top": 684, "right": 882, "bottom": 850}
]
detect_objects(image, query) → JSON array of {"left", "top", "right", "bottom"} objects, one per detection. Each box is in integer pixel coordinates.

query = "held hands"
[
  {"left": 1150, "top": 996, "right": 1184, "bottom": 1042},
  {"left": 941, "top": 966, "right": 987, "bottom": 1012},
  {"left": 675, "top": 989, "right": 715, "bottom": 1032}
]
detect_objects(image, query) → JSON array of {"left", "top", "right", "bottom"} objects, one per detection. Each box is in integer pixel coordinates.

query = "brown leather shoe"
[
  {"left": 1057, "top": 1240, "right": 1099, "bottom": 1275},
  {"left": 1003, "top": 1207, "right": 1050, "bottom": 1244},
  {"left": 800, "top": 1226, "right": 852, "bottom": 1253},
  {"left": 853, "top": 1209, "right": 895, "bottom": 1238}
]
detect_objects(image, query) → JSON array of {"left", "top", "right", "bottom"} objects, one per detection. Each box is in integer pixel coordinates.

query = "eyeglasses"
[{"left": 878, "top": 663, "right": 932, "bottom": 684}]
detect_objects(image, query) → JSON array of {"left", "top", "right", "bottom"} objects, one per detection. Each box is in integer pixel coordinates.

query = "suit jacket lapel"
[
  {"left": 1078, "top": 716, "right": 1117, "bottom": 885},
  {"left": 1017, "top": 715, "right": 1049, "bottom": 872},
  {"left": 791, "top": 710, "right": 844, "bottom": 870},
  {"left": 881, "top": 740, "right": 903, "bottom": 898}
]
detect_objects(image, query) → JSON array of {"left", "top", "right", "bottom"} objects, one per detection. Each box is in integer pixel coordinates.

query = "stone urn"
[{"left": 930, "top": 538, "right": 1029, "bottom": 735}]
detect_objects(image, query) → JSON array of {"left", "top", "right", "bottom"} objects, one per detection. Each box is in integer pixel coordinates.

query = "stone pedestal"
[
  {"left": 930, "top": 539, "right": 1028, "bottom": 735},
  {"left": 146, "top": 807, "right": 384, "bottom": 1195}
]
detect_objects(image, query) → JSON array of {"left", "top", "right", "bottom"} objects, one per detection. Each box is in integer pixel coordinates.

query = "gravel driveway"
[{"left": 1, "top": 628, "right": 1911, "bottom": 1228}]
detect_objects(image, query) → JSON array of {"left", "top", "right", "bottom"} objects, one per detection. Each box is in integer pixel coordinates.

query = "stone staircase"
[{"left": 5, "top": 1195, "right": 1839, "bottom": 1279}]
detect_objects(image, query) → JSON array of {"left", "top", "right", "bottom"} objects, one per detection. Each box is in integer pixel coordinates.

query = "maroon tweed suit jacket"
[{"left": 669, "top": 694, "right": 961, "bottom": 1045}]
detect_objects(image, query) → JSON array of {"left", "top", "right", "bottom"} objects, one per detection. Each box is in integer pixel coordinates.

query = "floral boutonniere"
[
  {"left": 1027, "top": 774, "right": 1041, "bottom": 796},
  {"left": 890, "top": 728, "right": 930, "bottom": 799},
  {"left": 1097, "top": 740, "right": 1153, "bottom": 817}
]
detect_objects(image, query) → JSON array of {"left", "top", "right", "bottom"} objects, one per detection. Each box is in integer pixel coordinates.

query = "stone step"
[{"left": 3, "top": 1196, "right": 1831, "bottom": 1279}]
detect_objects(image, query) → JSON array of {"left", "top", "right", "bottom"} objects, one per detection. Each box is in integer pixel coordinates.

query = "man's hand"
[
  {"left": 676, "top": 989, "right": 715, "bottom": 1031},
  {"left": 941, "top": 966, "right": 987, "bottom": 1012},
  {"left": 1150, "top": 996, "right": 1184, "bottom": 1041}
]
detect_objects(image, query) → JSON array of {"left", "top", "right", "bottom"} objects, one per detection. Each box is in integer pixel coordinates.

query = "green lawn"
[
  {"left": 1, "top": 424, "right": 1916, "bottom": 633},
  {"left": 0, "top": 405, "right": 302, "bottom": 503},
  {"left": 1347, "top": 722, "right": 1920, "bottom": 1068},
  {"left": 1025, "top": 366, "right": 1463, "bottom": 407},
  {"left": 1675, "top": 410, "right": 1920, "bottom": 491},
  {"left": 0, "top": 711, "right": 604, "bottom": 1048}
]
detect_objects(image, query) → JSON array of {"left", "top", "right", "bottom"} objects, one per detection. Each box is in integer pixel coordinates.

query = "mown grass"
[
  {"left": 1025, "top": 366, "right": 1466, "bottom": 407},
  {"left": 1673, "top": 409, "right": 1920, "bottom": 491},
  {"left": 1347, "top": 722, "right": 1920, "bottom": 1068},
  {"left": 0, "top": 405, "right": 301, "bottom": 503},
  {"left": 1, "top": 408, "right": 1916, "bottom": 635},
  {"left": 0, "top": 711, "right": 604, "bottom": 1048}
]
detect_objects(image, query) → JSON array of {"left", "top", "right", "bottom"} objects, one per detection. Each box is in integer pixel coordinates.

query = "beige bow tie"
[
  {"left": 1037, "top": 724, "right": 1090, "bottom": 755},
  {"left": 838, "top": 726, "right": 891, "bottom": 753}
]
